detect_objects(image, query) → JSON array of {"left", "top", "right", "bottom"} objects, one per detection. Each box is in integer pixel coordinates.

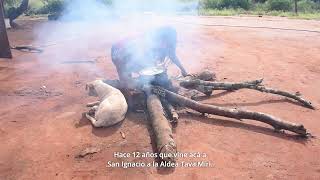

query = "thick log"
[
  {"left": 180, "top": 78, "right": 314, "bottom": 109},
  {"left": 146, "top": 93, "right": 177, "bottom": 162},
  {"left": 150, "top": 86, "right": 309, "bottom": 136}
]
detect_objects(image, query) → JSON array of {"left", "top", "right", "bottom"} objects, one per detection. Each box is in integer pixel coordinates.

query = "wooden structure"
[{"left": 0, "top": 0, "right": 12, "bottom": 58}]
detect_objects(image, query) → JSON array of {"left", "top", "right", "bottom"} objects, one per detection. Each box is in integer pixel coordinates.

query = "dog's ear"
[{"left": 85, "top": 83, "right": 93, "bottom": 91}]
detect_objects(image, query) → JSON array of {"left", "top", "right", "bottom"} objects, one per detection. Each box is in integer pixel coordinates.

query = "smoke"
[{"left": 33, "top": 0, "right": 200, "bottom": 80}]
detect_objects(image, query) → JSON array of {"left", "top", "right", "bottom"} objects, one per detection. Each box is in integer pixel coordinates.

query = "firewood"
[
  {"left": 179, "top": 78, "right": 314, "bottom": 109},
  {"left": 149, "top": 86, "right": 309, "bottom": 137},
  {"left": 145, "top": 93, "right": 177, "bottom": 162},
  {"left": 179, "top": 78, "right": 263, "bottom": 89},
  {"left": 161, "top": 99, "right": 179, "bottom": 124}
]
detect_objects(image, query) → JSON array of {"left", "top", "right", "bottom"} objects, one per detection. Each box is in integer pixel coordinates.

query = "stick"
[
  {"left": 11, "top": 45, "right": 43, "bottom": 53},
  {"left": 180, "top": 79, "right": 315, "bottom": 109},
  {"left": 146, "top": 93, "right": 177, "bottom": 162},
  {"left": 246, "top": 86, "right": 314, "bottom": 109},
  {"left": 149, "top": 86, "right": 309, "bottom": 136},
  {"left": 61, "top": 60, "right": 95, "bottom": 64}
]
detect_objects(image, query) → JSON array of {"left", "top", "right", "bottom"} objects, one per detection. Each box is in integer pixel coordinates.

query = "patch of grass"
[
  {"left": 199, "top": 8, "right": 247, "bottom": 16},
  {"left": 200, "top": 8, "right": 320, "bottom": 20},
  {"left": 287, "top": 13, "right": 320, "bottom": 20}
]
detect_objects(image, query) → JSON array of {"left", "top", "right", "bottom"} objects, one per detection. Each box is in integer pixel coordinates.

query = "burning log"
[
  {"left": 149, "top": 86, "right": 309, "bottom": 136},
  {"left": 179, "top": 78, "right": 315, "bottom": 109},
  {"left": 145, "top": 93, "right": 177, "bottom": 162}
]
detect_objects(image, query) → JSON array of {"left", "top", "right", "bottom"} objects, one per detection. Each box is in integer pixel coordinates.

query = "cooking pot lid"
[{"left": 139, "top": 66, "right": 165, "bottom": 76}]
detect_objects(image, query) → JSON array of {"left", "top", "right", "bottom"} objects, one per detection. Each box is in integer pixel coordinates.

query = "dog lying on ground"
[{"left": 85, "top": 80, "right": 128, "bottom": 127}]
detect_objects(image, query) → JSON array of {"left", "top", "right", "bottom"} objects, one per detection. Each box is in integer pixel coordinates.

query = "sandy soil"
[{"left": 1, "top": 16, "right": 320, "bottom": 180}]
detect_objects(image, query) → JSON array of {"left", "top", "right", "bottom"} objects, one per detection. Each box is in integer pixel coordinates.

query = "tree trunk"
[
  {"left": 0, "top": 0, "right": 12, "bottom": 58},
  {"left": 294, "top": 0, "right": 298, "bottom": 14}
]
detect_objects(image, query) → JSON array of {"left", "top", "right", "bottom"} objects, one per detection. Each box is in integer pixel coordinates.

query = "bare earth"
[{"left": 0, "top": 16, "right": 320, "bottom": 180}]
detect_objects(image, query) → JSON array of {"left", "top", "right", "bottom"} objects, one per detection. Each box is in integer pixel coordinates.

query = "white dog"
[{"left": 85, "top": 80, "right": 128, "bottom": 127}]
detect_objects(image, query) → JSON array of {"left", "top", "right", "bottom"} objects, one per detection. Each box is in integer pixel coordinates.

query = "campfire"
[{"left": 92, "top": 69, "right": 314, "bottom": 163}]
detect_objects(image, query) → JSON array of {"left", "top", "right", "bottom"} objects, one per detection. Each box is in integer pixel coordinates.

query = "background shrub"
[
  {"left": 267, "top": 0, "right": 292, "bottom": 11},
  {"left": 200, "top": 0, "right": 252, "bottom": 10},
  {"left": 37, "top": 0, "right": 65, "bottom": 14},
  {"left": 200, "top": 0, "right": 221, "bottom": 9},
  {"left": 298, "top": 0, "right": 320, "bottom": 12},
  {"left": 220, "top": 0, "right": 251, "bottom": 10}
]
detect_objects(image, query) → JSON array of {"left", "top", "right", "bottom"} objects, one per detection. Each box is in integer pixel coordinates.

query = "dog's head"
[{"left": 85, "top": 81, "right": 99, "bottom": 97}]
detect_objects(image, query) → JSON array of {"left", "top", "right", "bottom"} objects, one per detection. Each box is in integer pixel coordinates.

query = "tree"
[
  {"left": 0, "top": 0, "right": 12, "bottom": 58},
  {"left": 6, "top": 0, "right": 29, "bottom": 27}
]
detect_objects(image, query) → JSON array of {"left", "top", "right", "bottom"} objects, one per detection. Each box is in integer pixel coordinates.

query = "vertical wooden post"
[
  {"left": 0, "top": 0, "right": 12, "bottom": 58},
  {"left": 294, "top": 0, "right": 298, "bottom": 15}
]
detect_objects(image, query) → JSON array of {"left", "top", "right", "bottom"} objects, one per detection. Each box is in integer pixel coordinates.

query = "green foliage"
[
  {"left": 253, "top": 2, "right": 268, "bottom": 11},
  {"left": 267, "top": 0, "right": 292, "bottom": 11},
  {"left": 201, "top": 0, "right": 252, "bottom": 10},
  {"left": 3, "top": 0, "right": 320, "bottom": 19},
  {"left": 25, "top": 0, "right": 113, "bottom": 15},
  {"left": 198, "top": 8, "right": 247, "bottom": 15},
  {"left": 220, "top": 0, "right": 251, "bottom": 10},
  {"left": 26, "top": 0, "right": 45, "bottom": 15},
  {"left": 297, "top": 0, "right": 320, "bottom": 12},
  {"left": 4, "top": 0, "right": 21, "bottom": 7},
  {"left": 37, "top": 0, "right": 65, "bottom": 14},
  {"left": 4, "top": 0, "right": 20, "bottom": 16}
]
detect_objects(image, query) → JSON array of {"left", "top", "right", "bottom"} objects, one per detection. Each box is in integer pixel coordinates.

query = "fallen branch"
[
  {"left": 149, "top": 86, "right": 309, "bottom": 136},
  {"left": 11, "top": 45, "right": 43, "bottom": 53},
  {"left": 246, "top": 86, "right": 314, "bottom": 109},
  {"left": 180, "top": 78, "right": 315, "bottom": 109}
]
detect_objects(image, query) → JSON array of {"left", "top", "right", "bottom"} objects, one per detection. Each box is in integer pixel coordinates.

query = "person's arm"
[
  {"left": 169, "top": 51, "right": 188, "bottom": 76},
  {"left": 113, "top": 62, "right": 136, "bottom": 89}
]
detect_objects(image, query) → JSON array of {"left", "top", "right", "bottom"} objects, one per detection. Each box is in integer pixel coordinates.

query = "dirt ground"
[{"left": 1, "top": 15, "right": 320, "bottom": 180}]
